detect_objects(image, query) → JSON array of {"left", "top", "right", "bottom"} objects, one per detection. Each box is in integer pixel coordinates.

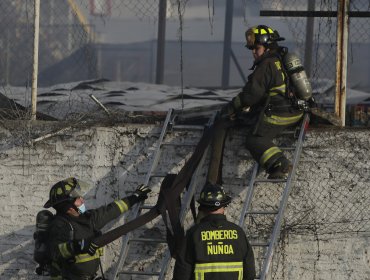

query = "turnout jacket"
[
  {"left": 49, "top": 199, "right": 131, "bottom": 280},
  {"left": 224, "top": 47, "right": 303, "bottom": 126},
  {"left": 173, "top": 214, "right": 256, "bottom": 280}
]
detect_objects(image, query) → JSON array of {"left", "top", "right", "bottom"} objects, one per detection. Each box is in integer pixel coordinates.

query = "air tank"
[
  {"left": 283, "top": 52, "right": 312, "bottom": 101},
  {"left": 34, "top": 210, "right": 54, "bottom": 267}
]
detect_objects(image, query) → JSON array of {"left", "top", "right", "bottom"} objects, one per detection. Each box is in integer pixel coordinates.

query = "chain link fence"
[
  {"left": 225, "top": 127, "right": 370, "bottom": 279},
  {"left": 0, "top": 0, "right": 94, "bottom": 87},
  {"left": 257, "top": 0, "right": 370, "bottom": 126},
  {"left": 0, "top": 0, "right": 369, "bottom": 124}
]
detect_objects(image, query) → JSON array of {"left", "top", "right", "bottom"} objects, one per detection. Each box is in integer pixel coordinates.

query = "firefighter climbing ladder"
[
  {"left": 112, "top": 108, "right": 215, "bottom": 279},
  {"left": 239, "top": 113, "right": 310, "bottom": 280}
]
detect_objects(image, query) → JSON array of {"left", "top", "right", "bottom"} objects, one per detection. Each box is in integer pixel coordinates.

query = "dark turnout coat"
[
  {"left": 219, "top": 47, "right": 304, "bottom": 172},
  {"left": 49, "top": 199, "right": 130, "bottom": 280},
  {"left": 173, "top": 214, "right": 256, "bottom": 280}
]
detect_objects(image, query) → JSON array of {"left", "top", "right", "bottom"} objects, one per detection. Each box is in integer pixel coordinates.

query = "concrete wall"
[{"left": 0, "top": 121, "right": 368, "bottom": 279}]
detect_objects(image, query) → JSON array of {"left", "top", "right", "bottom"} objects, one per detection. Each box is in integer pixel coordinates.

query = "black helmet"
[
  {"left": 245, "top": 25, "right": 285, "bottom": 50},
  {"left": 197, "top": 183, "right": 231, "bottom": 209},
  {"left": 44, "top": 177, "right": 84, "bottom": 208}
]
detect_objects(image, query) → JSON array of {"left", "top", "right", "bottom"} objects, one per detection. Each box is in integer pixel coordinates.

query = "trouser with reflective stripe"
[
  {"left": 246, "top": 113, "right": 302, "bottom": 170},
  {"left": 207, "top": 112, "right": 302, "bottom": 182},
  {"left": 194, "top": 262, "right": 243, "bottom": 280}
]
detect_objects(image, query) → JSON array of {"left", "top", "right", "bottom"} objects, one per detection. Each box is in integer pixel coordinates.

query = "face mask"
[{"left": 77, "top": 203, "right": 86, "bottom": 214}]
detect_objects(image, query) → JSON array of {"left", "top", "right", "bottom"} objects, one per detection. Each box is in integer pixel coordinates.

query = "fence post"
[
  {"left": 335, "top": 0, "right": 349, "bottom": 126},
  {"left": 304, "top": 0, "right": 315, "bottom": 77},
  {"left": 31, "top": 0, "right": 41, "bottom": 120},
  {"left": 155, "top": 0, "right": 167, "bottom": 84},
  {"left": 221, "top": 0, "right": 234, "bottom": 89}
]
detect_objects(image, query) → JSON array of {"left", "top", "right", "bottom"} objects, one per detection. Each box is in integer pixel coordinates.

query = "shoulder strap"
[
  {"left": 55, "top": 215, "right": 74, "bottom": 241},
  {"left": 275, "top": 47, "right": 295, "bottom": 100}
]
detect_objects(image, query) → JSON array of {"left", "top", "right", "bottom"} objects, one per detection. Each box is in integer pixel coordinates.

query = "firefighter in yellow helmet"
[
  {"left": 215, "top": 25, "right": 305, "bottom": 180},
  {"left": 44, "top": 177, "right": 151, "bottom": 280},
  {"left": 173, "top": 183, "right": 256, "bottom": 280}
]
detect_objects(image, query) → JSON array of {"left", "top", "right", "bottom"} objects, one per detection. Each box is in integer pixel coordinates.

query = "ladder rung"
[
  {"left": 280, "top": 130, "right": 296, "bottom": 135},
  {"left": 162, "top": 142, "right": 196, "bottom": 147},
  {"left": 247, "top": 210, "right": 278, "bottom": 215},
  {"left": 150, "top": 173, "right": 167, "bottom": 178},
  {"left": 139, "top": 205, "right": 155, "bottom": 210},
  {"left": 280, "top": 147, "right": 295, "bottom": 151},
  {"left": 250, "top": 242, "right": 270, "bottom": 247},
  {"left": 119, "top": 271, "right": 161, "bottom": 276},
  {"left": 172, "top": 124, "right": 205, "bottom": 130},
  {"left": 129, "top": 238, "right": 166, "bottom": 243},
  {"left": 254, "top": 178, "right": 287, "bottom": 183}
]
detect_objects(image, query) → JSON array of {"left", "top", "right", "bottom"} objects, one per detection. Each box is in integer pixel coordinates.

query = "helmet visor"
[
  {"left": 68, "top": 178, "right": 90, "bottom": 198},
  {"left": 245, "top": 31, "right": 256, "bottom": 50},
  {"left": 69, "top": 187, "right": 82, "bottom": 199}
]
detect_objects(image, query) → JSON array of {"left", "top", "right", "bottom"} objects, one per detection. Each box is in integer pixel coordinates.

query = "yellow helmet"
[{"left": 245, "top": 25, "right": 285, "bottom": 50}]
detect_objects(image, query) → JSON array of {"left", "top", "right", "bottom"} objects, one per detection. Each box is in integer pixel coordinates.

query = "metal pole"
[
  {"left": 221, "top": 0, "right": 234, "bottom": 89},
  {"left": 89, "top": 94, "right": 111, "bottom": 116},
  {"left": 5, "top": 28, "right": 10, "bottom": 85},
  {"left": 230, "top": 49, "right": 246, "bottom": 84},
  {"left": 304, "top": 0, "right": 315, "bottom": 77},
  {"left": 155, "top": 0, "right": 167, "bottom": 84},
  {"left": 335, "top": 0, "right": 349, "bottom": 126},
  {"left": 31, "top": 0, "right": 41, "bottom": 120}
]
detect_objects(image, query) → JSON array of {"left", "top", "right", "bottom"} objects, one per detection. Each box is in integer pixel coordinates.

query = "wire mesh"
[
  {"left": 0, "top": 0, "right": 368, "bottom": 236},
  {"left": 1, "top": 0, "right": 369, "bottom": 122},
  {"left": 284, "top": 129, "right": 370, "bottom": 236},
  {"left": 254, "top": 0, "right": 370, "bottom": 114},
  {"left": 0, "top": 0, "right": 34, "bottom": 87}
]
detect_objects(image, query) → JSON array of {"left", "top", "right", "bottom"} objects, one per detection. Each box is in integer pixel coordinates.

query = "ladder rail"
[
  {"left": 111, "top": 108, "right": 174, "bottom": 279},
  {"left": 112, "top": 110, "right": 216, "bottom": 279},
  {"left": 259, "top": 113, "right": 310, "bottom": 280},
  {"left": 158, "top": 113, "right": 217, "bottom": 280},
  {"left": 158, "top": 144, "right": 211, "bottom": 280},
  {"left": 144, "top": 108, "right": 175, "bottom": 185},
  {"left": 238, "top": 164, "right": 259, "bottom": 226}
]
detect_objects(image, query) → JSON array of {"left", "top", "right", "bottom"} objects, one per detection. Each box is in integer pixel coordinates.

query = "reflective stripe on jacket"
[
  {"left": 75, "top": 247, "right": 104, "bottom": 264},
  {"left": 194, "top": 262, "right": 244, "bottom": 280},
  {"left": 263, "top": 112, "right": 303, "bottom": 126}
]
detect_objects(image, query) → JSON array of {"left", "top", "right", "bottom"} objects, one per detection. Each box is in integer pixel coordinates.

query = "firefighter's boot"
[{"left": 267, "top": 157, "right": 292, "bottom": 179}]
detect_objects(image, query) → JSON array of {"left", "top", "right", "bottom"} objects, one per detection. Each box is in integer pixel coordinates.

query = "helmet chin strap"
[
  {"left": 212, "top": 207, "right": 225, "bottom": 214},
  {"left": 66, "top": 199, "right": 81, "bottom": 216},
  {"left": 67, "top": 206, "right": 80, "bottom": 217}
]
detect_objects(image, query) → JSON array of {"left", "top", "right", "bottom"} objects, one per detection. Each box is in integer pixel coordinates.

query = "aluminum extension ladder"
[
  {"left": 112, "top": 108, "right": 215, "bottom": 279},
  {"left": 238, "top": 113, "right": 310, "bottom": 280}
]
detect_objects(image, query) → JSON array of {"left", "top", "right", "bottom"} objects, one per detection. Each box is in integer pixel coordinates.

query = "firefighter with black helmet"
[
  {"left": 209, "top": 25, "right": 311, "bottom": 181},
  {"left": 173, "top": 183, "right": 256, "bottom": 280},
  {"left": 44, "top": 177, "right": 151, "bottom": 280}
]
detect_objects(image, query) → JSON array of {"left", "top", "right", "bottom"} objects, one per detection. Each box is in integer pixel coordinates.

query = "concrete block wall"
[{"left": 0, "top": 121, "right": 368, "bottom": 279}]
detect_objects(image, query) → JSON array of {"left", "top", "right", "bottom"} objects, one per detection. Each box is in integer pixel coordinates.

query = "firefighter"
[
  {"left": 210, "top": 25, "right": 304, "bottom": 181},
  {"left": 43, "top": 177, "right": 151, "bottom": 280},
  {"left": 173, "top": 183, "right": 256, "bottom": 280}
]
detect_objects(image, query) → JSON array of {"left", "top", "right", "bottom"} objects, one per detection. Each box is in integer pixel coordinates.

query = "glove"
[
  {"left": 133, "top": 184, "right": 151, "bottom": 201},
  {"left": 123, "top": 184, "right": 152, "bottom": 207},
  {"left": 73, "top": 238, "right": 99, "bottom": 256},
  {"left": 220, "top": 103, "right": 237, "bottom": 120}
]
